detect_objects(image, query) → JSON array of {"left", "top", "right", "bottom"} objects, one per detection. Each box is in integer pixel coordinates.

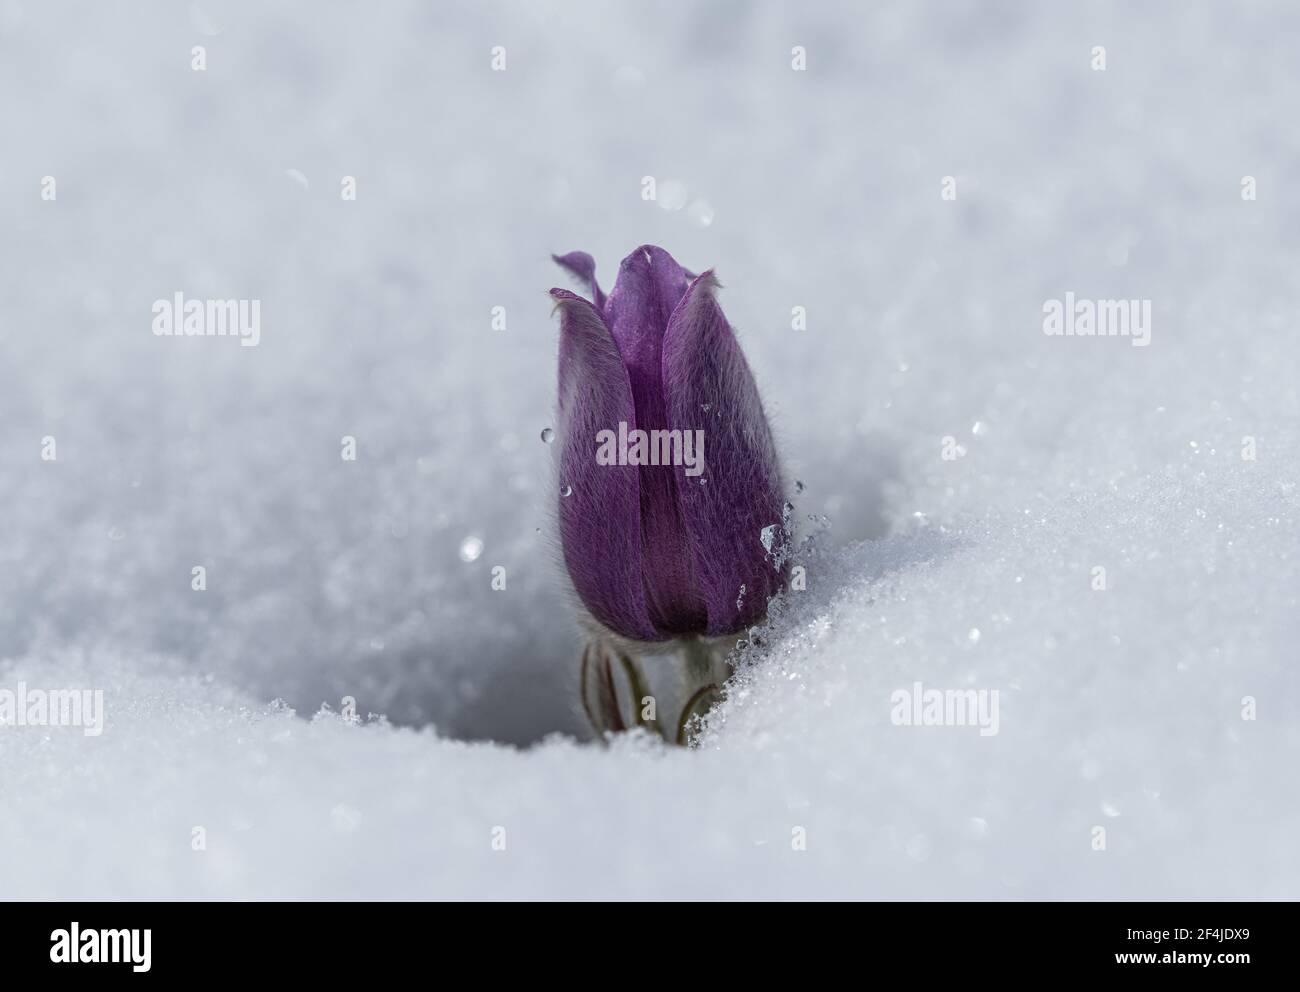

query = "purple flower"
[{"left": 550, "top": 245, "right": 787, "bottom": 643}]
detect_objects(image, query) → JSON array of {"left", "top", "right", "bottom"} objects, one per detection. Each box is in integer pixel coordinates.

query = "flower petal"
[
  {"left": 604, "top": 246, "right": 707, "bottom": 635},
  {"left": 603, "top": 245, "right": 691, "bottom": 371},
  {"left": 551, "top": 288, "right": 660, "bottom": 641},
  {"left": 552, "top": 251, "right": 606, "bottom": 310},
  {"left": 661, "top": 272, "right": 787, "bottom": 636}
]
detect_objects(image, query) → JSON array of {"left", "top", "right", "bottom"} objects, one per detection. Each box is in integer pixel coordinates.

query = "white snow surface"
[{"left": 2, "top": 0, "right": 1298, "bottom": 899}]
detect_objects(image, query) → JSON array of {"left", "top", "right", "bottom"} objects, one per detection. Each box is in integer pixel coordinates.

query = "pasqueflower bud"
[{"left": 550, "top": 245, "right": 787, "bottom": 644}]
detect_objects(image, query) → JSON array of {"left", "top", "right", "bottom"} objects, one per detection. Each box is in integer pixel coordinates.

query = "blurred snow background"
[{"left": 1, "top": 0, "right": 1297, "bottom": 898}]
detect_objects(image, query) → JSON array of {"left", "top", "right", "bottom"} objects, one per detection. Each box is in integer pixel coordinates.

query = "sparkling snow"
[{"left": 0, "top": 0, "right": 1296, "bottom": 898}]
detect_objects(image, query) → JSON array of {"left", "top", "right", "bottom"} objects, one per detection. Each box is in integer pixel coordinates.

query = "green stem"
[
  {"left": 615, "top": 651, "right": 653, "bottom": 730},
  {"left": 681, "top": 637, "right": 719, "bottom": 685},
  {"left": 676, "top": 683, "right": 720, "bottom": 745},
  {"left": 675, "top": 638, "right": 731, "bottom": 746}
]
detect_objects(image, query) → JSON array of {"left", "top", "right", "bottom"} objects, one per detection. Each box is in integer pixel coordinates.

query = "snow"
[{"left": 1, "top": 0, "right": 1297, "bottom": 899}]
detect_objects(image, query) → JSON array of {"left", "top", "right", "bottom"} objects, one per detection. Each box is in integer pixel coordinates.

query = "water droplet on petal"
[
  {"left": 735, "top": 584, "right": 747, "bottom": 610},
  {"left": 458, "top": 536, "right": 483, "bottom": 562},
  {"left": 794, "top": 479, "right": 805, "bottom": 494},
  {"left": 107, "top": 526, "right": 126, "bottom": 542},
  {"left": 968, "top": 627, "right": 981, "bottom": 643},
  {"left": 1101, "top": 800, "right": 1121, "bottom": 818},
  {"left": 560, "top": 484, "right": 573, "bottom": 497},
  {"left": 540, "top": 427, "right": 555, "bottom": 444},
  {"left": 760, "top": 524, "right": 778, "bottom": 552}
]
